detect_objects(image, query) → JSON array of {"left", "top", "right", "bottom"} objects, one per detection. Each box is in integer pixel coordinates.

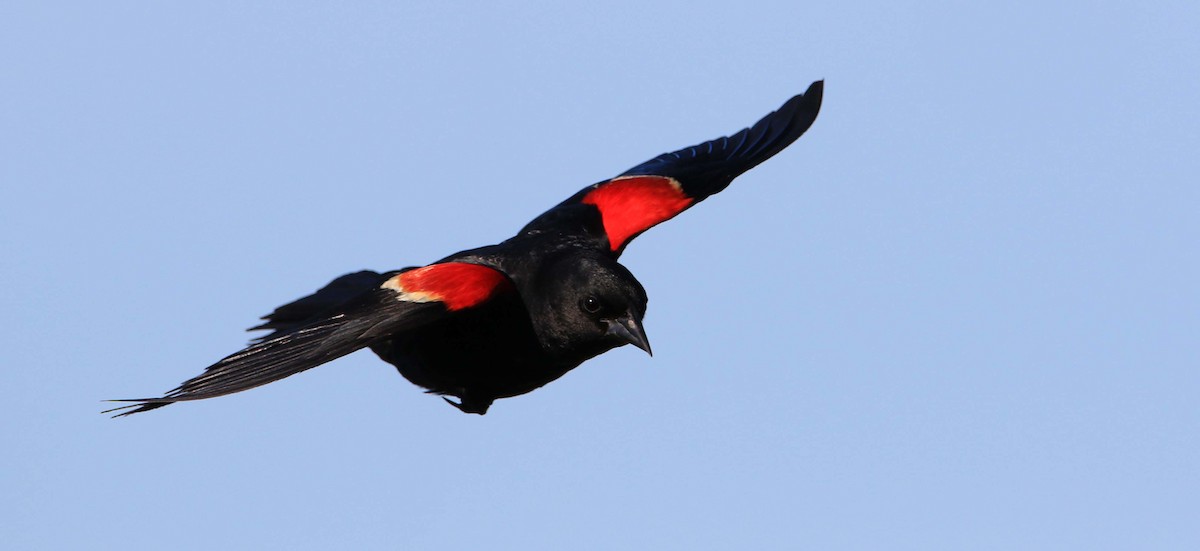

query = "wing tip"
[
  {"left": 102, "top": 399, "right": 173, "bottom": 417},
  {"left": 807, "top": 79, "right": 824, "bottom": 97},
  {"left": 781, "top": 79, "right": 824, "bottom": 129}
]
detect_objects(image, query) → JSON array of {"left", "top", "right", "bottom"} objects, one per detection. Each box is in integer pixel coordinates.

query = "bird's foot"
[{"left": 442, "top": 396, "right": 492, "bottom": 415}]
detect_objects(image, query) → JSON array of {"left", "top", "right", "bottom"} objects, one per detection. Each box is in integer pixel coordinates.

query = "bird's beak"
[{"left": 606, "top": 313, "right": 652, "bottom": 356}]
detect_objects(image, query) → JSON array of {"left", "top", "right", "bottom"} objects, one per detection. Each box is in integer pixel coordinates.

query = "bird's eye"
[{"left": 581, "top": 296, "right": 602, "bottom": 314}]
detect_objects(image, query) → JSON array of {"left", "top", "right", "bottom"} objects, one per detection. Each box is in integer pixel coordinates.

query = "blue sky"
[{"left": 3, "top": 1, "right": 1198, "bottom": 549}]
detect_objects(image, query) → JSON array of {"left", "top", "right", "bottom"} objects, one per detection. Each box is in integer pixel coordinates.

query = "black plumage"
[{"left": 108, "top": 81, "right": 823, "bottom": 416}]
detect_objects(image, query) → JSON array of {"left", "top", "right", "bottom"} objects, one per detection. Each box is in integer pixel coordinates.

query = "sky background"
[{"left": 3, "top": 1, "right": 1198, "bottom": 549}]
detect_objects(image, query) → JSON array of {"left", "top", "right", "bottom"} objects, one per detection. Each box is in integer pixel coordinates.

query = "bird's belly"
[{"left": 368, "top": 308, "right": 577, "bottom": 401}]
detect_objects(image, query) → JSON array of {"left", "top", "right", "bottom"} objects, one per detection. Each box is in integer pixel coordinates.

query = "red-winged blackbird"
[{"left": 107, "top": 81, "right": 823, "bottom": 416}]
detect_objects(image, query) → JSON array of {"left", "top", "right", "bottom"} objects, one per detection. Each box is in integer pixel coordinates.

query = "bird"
[{"left": 106, "top": 81, "right": 823, "bottom": 417}]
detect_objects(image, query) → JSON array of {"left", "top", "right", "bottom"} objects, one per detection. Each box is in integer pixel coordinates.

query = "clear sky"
[{"left": 3, "top": 2, "right": 1197, "bottom": 549}]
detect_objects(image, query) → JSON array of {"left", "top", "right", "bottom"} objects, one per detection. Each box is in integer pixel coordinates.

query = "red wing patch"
[
  {"left": 582, "top": 176, "right": 695, "bottom": 251},
  {"left": 382, "top": 262, "right": 512, "bottom": 311}
]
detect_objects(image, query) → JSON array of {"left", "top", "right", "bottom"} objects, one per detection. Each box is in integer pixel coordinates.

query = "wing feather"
[
  {"left": 107, "top": 262, "right": 512, "bottom": 416},
  {"left": 520, "top": 81, "right": 823, "bottom": 255}
]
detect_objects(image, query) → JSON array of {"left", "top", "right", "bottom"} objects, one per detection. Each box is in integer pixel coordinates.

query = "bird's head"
[{"left": 522, "top": 251, "right": 651, "bottom": 363}]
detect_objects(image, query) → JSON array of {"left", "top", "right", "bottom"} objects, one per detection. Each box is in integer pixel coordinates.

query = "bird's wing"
[
  {"left": 520, "top": 80, "right": 823, "bottom": 255},
  {"left": 105, "top": 262, "right": 513, "bottom": 416},
  {"left": 247, "top": 270, "right": 391, "bottom": 343}
]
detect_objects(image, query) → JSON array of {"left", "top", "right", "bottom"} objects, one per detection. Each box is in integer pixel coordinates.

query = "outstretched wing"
[
  {"left": 521, "top": 80, "right": 823, "bottom": 255},
  {"left": 247, "top": 270, "right": 386, "bottom": 343},
  {"left": 106, "top": 262, "right": 513, "bottom": 416}
]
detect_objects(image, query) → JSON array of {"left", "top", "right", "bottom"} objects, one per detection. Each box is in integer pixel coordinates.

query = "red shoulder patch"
[
  {"left": 582, "top": 176, "right": 695, "bottom": 251},
  {"left": 383, "top": 262, "right": 512, "bottom": 311}
]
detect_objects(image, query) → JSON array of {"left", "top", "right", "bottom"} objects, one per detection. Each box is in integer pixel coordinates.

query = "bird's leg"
[{"left": 442, "top": 392, "right": 493, "bottom": 415}]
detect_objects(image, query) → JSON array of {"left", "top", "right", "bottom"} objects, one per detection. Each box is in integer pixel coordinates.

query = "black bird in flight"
[{"left": 108, "top": 81, "right": 823, "bottom": 416}]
